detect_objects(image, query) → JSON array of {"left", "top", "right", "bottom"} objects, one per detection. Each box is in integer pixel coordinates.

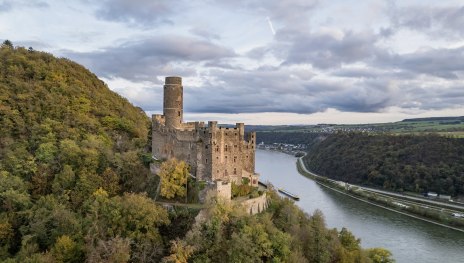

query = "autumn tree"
[
  {"left": 158, "top": 159, "right": 189, "bottom": 199},
  {"left": 162, "top": 239, "right": 194, "bottom": 263},
  {"left": 51, "top": 235, "right": 84, "bottom": 263},
  {"left": 85, "top": 189, "right": 170, "bottom": 262},
  {"left": 366, "top": 248, "right": 395, "bottom": 263}
]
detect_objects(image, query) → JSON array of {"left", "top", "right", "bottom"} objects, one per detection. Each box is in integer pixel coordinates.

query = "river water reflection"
[{"left": 256, "top": 150, "right": 464, "bottom": 263}]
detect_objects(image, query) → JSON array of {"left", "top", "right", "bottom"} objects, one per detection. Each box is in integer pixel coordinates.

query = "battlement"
[
  {"left": 208, "top": 121, "right": 218, "bottom": 130},
  {"left": 245, "top": 131, "right": 256, "bottom": 143},
  {"left": 152, "top": 114, "right": 165, "bottom": 124},
  {"left": 165, "top": 76, "right": 182, "bottom": 85}
]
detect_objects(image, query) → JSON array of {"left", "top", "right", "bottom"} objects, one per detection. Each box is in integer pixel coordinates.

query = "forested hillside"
[
  {"left": 304, "top": 133, "right": 464, "bottom": 196},
  {"left": 0, "top": 43, "right": 390, "bottom": 262},
  {"left": 0, "top": 42, "right": 164, "bottom": 261},
  {"left": 167, "top": 191, "right": 392, "bottom": 263}
]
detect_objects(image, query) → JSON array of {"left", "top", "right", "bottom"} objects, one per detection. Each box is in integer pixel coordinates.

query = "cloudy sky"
[{"left": 1, "top": 0, "right": 464, "bottom": 124}]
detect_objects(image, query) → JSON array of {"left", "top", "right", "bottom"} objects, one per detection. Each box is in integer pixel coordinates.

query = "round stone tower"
[{"left": 163, "top": 76, "right": 183, "bottom": 129}]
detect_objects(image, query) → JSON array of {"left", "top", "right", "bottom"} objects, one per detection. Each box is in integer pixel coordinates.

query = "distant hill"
[
  {"left": 402, "top": 116, "right": 464, "bottom": 122},
  {"left": 253, "top": 117, "right": 464, "bottom": 136},
  {"left": 303, "top": 133, "right": 464, "bottom": 196}
]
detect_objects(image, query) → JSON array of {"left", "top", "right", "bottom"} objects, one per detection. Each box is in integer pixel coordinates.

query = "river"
[{"left": 255, "top": 150, "right": 464, "bottom": 263}]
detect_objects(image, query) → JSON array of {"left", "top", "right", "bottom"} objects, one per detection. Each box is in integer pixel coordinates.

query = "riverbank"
[{"left": 296, "top": 157, "right": 464, "bottom": 233}]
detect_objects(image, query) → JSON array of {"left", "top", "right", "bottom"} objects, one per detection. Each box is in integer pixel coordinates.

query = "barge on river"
[{"left": 278, "top": 188, "right": 300, "bottom": 201}]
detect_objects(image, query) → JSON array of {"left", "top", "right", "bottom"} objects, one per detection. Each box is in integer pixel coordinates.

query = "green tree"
[
  {"left": 366, "top": 248, "right": 395, "bottom": 263},
  {"left": 85, "top": 190, "right": 170, "bottom": 262},
  {"left": 0, "top": 171, "right": 31, "bottom": 212},
  {"left": 71, "top": 170, "right": 103, "bottom": 208},
  {"left": 0, "top": 218, "right": 14, "bottom": 259},
  {"left": 158, "top": 159, "right": 189, "bottom": 199},
  {"left": 58, "top": 139, "right": 81, "bottom": 168},
  {"left": 24, "top": 195, "right": 81, "bottom": 250},
  {"left": 338, "top": 227, "right": 365, "bottom": 262},
  {"left": 101, "top": 168, "right": 120, "bottom": 196},
  {"left": 52, "top": 165, "right": 76, "bottom": 195},
  {"left": 339, "top": 227, "right": 361, "bottom": 251},
  {"left": 2, "top": 40, "right": 13, "bottom": 49},
  {"left": 305, "top": 210, "right": 330, "bottom": 263},
  {"left": 52, "top": 235, "right": 84, "bottom": 263},
  {"left": 35, "top": 142, "right": 58, "bottom": 163}
]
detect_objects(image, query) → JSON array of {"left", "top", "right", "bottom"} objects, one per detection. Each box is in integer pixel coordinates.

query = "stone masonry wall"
[{"left": 239, "top": 193, "right": 268, "bottom": 215}]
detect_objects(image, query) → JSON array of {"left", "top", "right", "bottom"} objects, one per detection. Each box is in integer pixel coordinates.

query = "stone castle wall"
[
  {"left": 240, "top": 193, "right": 268, "bottom": 215},
  {"left": 152, "top": 76, "right": 258, "bottom": 185}
]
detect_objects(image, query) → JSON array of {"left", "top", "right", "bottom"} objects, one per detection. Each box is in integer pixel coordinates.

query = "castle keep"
[{"left": 152, "top": 76, "right": 259, "bottom": 190}]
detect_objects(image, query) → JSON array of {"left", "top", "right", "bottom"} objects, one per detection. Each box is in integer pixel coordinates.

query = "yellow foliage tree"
[
  {"left": 163, "top": 239, "right": 194, "bottom": 263},
  {"left": 158, "top": 159, "right": 189, "bottom": 199},
  {"left": 366, "top": 248, "right": 395, "bottom": 263},
  {"left": 52, "top": 235, "right": 83, "bottom": 263}
]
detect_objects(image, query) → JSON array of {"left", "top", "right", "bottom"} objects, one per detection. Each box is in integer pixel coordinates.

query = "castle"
[{"left": 152, "top": 76, "right": 260, "bottom": 197}]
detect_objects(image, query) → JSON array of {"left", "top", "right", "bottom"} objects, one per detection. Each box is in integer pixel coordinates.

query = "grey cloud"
[
  {"left": 249, "top": 0, "right": 318, "bottom": 27},
  {"left": 182, "top": 67, "right": 321, "bottom": 114},
  {"left": 189, "top": 27, "right": 221, "bottom": 41},
  {"left": 333, "top": 67, "right": 415, "bottom": 80},
  {"left": 124, "top": 48, "right": 464, "bottom": 114},
  {"left": 318, "top": 80, "right": 397, "bottom": 112},
  {"left": 0, "top": 1, "right": 12, "bottom": 12},
  {"left": 94, "top": 0, "right": 177, "bottom": 27},
  {"left": 280, "top": 31, "right": 379, "bottom": 68},
  {"left": 215, "top": 0, "right": 318, "bottom": 31},
  {"left": 246, "top": 46, "right": 271, "bottom": 60},
  {"left": 184, "top": 76, "right": 397, "bottom": 114},
  {"left": 398, "top": 85, "right": 464, "bottom": 110},
  {"left": 113, "top": 85, "right": 163, "bottom": 112},
  {"left": 16, "top": 40, "right": 52, "bottom": 50},
  {"left": 334, "top": 68, "right": 385, "bottom": 79},
  {"left": 183, "top": 64, "right": 462, "bottom": 115},
  {"left": 0, "top": 0, "right": 48, "bottom": 12},
  {"left": 203, "top": 60, "right": 243, "bottom": 70},
  {"left": 183, "top": 67, "right": 398, "bottom": 114},
  {"left": 115, "top": 62, "right": 463, "bottom": 116},
  {"left": 388, "top": 4, "right": 464, "bottom": 39},
  {"left": 62, "top": 35, "right": 236, "bottom": 81},
  {"left": 379, "top": 46, "right": 464, "bottom": 79}
]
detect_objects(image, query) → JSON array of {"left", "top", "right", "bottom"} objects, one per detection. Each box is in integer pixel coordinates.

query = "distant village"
[
  {"left": 303, "top": 125, "right": 375, "bottom": 133},
  {"left": 257, "top": 142, "right": 307, "bottom": 156}
]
